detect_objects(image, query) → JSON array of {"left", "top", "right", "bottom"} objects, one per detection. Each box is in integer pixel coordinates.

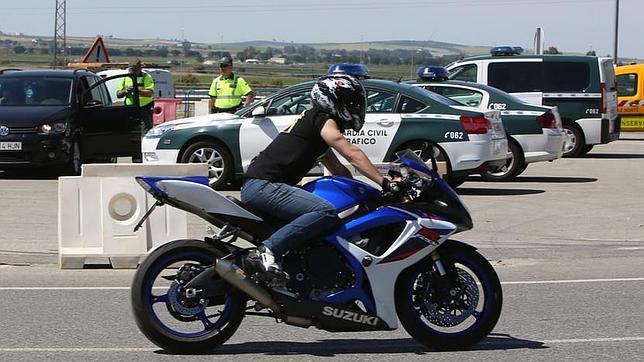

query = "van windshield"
[{"left": 0, "top": 77, "right": 73, "bottom": 106}]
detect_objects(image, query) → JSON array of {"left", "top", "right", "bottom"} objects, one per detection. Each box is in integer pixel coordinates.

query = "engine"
[{"left": 281, "top": 240, "right": 355, "bottom": 300}]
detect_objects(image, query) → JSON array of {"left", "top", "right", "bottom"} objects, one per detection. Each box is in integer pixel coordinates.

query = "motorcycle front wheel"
[
  {"left": 131, "top": 239, "right": 246, "bottom": 353},
  {"left": 395, "top": 244, "right": 502, "bottom": 350}
]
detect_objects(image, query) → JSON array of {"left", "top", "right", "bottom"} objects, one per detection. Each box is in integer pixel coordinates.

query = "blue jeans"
[{"left": 240, "top": 178, "right": 338, "bottom": 256}]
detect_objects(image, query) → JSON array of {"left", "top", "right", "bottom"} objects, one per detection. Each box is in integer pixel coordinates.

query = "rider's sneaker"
[{"left": 246, "top": 246, "right": 289, "bottom": 281}]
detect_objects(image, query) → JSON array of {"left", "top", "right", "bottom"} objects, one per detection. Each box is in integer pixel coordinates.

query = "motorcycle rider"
[{"left": 241, "top": 74, "right": 402, "bottom": 277}]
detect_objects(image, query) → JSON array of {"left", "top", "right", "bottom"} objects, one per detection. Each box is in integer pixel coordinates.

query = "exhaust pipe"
[{"left": 214, "top": 258, "right": 280, "bottom": 313}]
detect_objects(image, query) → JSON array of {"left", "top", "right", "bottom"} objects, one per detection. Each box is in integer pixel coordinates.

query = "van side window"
[
  {"left": 448, "top": 64, "right": 477, "bottom": 82},
  {"left": 488, "top": 62, "right": 542, "bottom": 92},
  {"left": 617, "top": 73, "right": 637, "bottom": 97},
  {"left": 488, "top": 61, "right": 591, "bottom": 93},
  {"left": 542, "top": 62, "right": 590, "bottom": 92}
]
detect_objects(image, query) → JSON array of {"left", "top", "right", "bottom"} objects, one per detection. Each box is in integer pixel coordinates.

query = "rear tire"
[
  {"left": 562, "top": 123, "right": 585, "bottom": 158},
  {"left": 131, "top": 240, "right": 246, "bottom": 353},
  {"left": 480, "top": 140, "right": 524, "bottom": 182},
  {"left": 180, "top": 141, "right": 233, "bottom": 190},
  {"left": 395, "top": 245, "right": 502, "bottom": 350}
]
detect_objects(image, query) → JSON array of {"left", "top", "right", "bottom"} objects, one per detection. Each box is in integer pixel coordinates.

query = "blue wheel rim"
[{"left": 142, "top": 250, "right": 234, "bottom": 339}]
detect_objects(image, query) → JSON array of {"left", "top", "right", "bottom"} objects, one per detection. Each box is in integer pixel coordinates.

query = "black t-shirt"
[{"left": 244, "top": 107, "right": 338, "bottom": 185}]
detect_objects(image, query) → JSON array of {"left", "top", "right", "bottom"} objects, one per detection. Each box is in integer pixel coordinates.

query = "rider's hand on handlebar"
[{"left": 381, "top": 177, "right": 407, "bottom": 196}]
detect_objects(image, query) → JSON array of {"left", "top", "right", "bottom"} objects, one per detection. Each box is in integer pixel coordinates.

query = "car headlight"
[
  {"left": 145, "top": 124, "right": 175, "bottom": 138},
  {"left": 39, "top": 121, "right": 67, "bottom": 135}
]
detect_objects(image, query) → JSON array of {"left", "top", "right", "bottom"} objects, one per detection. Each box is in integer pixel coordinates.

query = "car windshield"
[{"left": 0, "top": 77, "right": 73, "bottom": 106}]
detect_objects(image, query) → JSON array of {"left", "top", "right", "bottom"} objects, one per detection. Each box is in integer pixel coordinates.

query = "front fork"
[{"left": 431, "top": 250, "right": 448, "bottom": 276}]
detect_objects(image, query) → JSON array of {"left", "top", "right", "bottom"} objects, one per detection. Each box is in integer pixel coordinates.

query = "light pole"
[{"left": 613, "top": 0, "right": 619, "bottom": 64}]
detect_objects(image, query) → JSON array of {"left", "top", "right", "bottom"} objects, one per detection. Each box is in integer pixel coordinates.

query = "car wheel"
[
  {"left": 65, "top": 140, "right": 82, "bottom": 176},
  {"left": 396, "top": 141, "right": 464, "bottom": 187},
  {"left": 180, "top": 141, "right": 232, "bottom": 190},
  {"left": 480, "top": 140, "right": 524, "bottom": 182},
  {"left": 579, "top": 144, "right": 594, "bottom": 155},
  {"left": 561, "top": 124, "right": 585, "bottom": 158}
]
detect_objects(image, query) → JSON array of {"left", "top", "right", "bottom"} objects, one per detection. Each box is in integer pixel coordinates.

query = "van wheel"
[
  {"left": 180, "top": 141, "right": 232, "bottom": 190},
  {"left": 562, "top": 124, "right": 585, "bottom": 158},
  {"left": 480, "top": 140, "right": 524, "bottom": 182}
]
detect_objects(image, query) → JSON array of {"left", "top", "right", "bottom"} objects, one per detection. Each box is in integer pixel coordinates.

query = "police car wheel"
[
  {"left": 180, "top": 141, "right": 232, "bottom": 190},
  {"left": 562, "top": 124, "right": 585, "bottom": 158},
  {"left": 480, "top": 140, "right": 524, "bottom": 182},
  {"left": 579, "top": 144, "right": 594, "bottom": 155},
  {"left": 398, "top": 141, "right": 461, "bottom": 187}
]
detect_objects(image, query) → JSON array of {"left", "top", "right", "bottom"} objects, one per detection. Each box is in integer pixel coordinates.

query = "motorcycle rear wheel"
[
  {"left": 131, "top": 239, "right": 246, "bottom": 353},
  {"left": 395, "top": 245, "right": 502, "bottom": 350}
]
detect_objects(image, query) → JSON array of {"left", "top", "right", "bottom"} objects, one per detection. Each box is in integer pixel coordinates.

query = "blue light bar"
[
  {"left": 490, "top": 46, "right": 523, "bottom": 56},
  {"left": 327, "top": 63, "right": 370, "bottom": 79},
  {"left": 416, "top": 66, "right": 449, "bottom": 81}
]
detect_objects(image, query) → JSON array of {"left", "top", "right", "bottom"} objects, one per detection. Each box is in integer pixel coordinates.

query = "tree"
[
  {"left": 586, "top": 50, "right": 597, "bottom": 56},
  {"left": 13, "top": 45, "right": 26, "bottom": 54},
  {"left": 543, "top": 46, "right": 561, "bottom": 54}
]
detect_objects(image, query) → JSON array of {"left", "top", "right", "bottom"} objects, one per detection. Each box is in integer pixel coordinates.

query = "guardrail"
[{"left": 173, "top": 87, "right": 279, "bottom": 118}]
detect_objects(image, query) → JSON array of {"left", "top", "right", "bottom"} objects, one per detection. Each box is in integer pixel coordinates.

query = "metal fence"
[{"left": 174, "top": 87, "right": 280, "bottom": 118}]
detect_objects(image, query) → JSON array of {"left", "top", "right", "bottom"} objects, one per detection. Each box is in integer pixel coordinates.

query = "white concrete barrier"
[{"left": 58, "top": 163, "right": 208, "bottom": 269}]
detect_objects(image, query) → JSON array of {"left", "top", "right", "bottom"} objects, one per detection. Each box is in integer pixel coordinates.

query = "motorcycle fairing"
[{"left": 326, "top": 206, "right": 458, "bottom": 329}]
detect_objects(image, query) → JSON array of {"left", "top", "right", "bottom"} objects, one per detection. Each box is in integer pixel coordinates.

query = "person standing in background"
[
  {"left": 117, "top": 58, "right": 155, "bottom": 133},
  {"left": 208, "top": 56, "right": 255, "bottom": 114}
]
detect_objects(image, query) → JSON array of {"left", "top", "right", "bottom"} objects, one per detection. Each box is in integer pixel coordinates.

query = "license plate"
[{"left": 0, "top": 142, "right": 22, "bottom": 151}]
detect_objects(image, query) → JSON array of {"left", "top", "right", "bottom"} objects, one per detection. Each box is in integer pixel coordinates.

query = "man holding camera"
[{"left": 117, "top": 57, "right": 155, "bottom": 133}]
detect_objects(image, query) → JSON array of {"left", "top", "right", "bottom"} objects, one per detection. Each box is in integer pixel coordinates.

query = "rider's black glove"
[{"left": 382, "top": 177, "right": 405, "bottom": 195}]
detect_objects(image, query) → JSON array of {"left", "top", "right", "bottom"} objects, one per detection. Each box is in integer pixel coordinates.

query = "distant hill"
[{"left": 0, "top": 33, "right": 492, "bottom": 57}]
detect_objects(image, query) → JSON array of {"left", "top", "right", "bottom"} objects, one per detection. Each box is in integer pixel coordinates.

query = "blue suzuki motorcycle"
[{"left": 130, "top": 149, "right": 502, "bottom": 352}]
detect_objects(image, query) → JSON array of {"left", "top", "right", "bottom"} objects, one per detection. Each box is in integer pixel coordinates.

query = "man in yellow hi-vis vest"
[
  {"left": 117, "top": 58, "right": 155, "bottom": 132},
  {"left": 208, "top": 56, "right": 255, "bottom": 114}
]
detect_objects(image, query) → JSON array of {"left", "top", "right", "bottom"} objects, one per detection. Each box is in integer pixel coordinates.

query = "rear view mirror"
[{"left": 252, "top": 106, "right": 266, "bottom": 117}]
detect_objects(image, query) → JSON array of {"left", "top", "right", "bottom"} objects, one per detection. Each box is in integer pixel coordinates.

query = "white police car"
[
  {"left": 409, "top": 66, "right": 564, "bottom": 181},
  {"left": 142, "top": 64, "right": 508, "bottom": 189}
]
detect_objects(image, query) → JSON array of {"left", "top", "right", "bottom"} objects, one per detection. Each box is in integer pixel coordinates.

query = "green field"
[{"left": 0, "top": 53, "right": 431, "bottom": 88}]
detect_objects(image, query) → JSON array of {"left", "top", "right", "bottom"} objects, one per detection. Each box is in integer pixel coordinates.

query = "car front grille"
[{"left": 8, "top": 126, "right": 38, "bottom": 134}]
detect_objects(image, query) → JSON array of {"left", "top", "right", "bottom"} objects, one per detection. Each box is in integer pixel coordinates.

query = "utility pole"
[
  {"left": 613, "top": 0, "right": 619, "bottom": 64},
  {"left": 53, "top": 0, "right": 66, "bottom": 68}
]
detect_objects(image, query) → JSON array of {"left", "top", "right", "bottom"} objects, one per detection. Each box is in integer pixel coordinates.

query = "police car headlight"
[
  {"left": 145, "top": 124, "right": 174, "bottom": 138},
  {"left": 38, "top": 121, "right": 67, "bottom": 135}
]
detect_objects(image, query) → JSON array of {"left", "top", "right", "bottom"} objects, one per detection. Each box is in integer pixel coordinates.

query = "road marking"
[
  {"left": 0, "top": 337, "right": 643, "bottom": 352},
  {"left": 501, "top": 277, "right": 644, "bottom": 285},
  {"left": 0, "top": 277, "right": 642, "bottom": 290},
  {"left": 543, "top": 337, "right": 644, "bottom": 344}
]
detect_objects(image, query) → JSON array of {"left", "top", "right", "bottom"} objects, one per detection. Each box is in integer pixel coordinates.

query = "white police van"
[{"left": 445, "top": 47, "right": 620, "bottom": 157}]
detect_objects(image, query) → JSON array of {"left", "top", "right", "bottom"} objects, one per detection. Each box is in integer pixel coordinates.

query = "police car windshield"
[
  {"left": 0, "top": 77, "right": 73, "bottom": 106},
  {"left": 408, "top": 85, "right": 461, "bottom": 106}
]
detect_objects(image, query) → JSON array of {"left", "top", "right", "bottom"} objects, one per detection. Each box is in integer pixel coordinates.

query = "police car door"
[
  {"left": 342, "top": 87, "right": 401, "bottom": 165},
  {"left": 485, "top": 59, "right": 544, "bottom": 105},
  {"left": 238, "top": 88, "right": 312, "bottom": 171}
]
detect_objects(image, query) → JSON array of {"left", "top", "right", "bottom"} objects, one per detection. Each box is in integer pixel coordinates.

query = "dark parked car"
[{"left": 0, "top": 68, "right": 144, "bottom": 175}]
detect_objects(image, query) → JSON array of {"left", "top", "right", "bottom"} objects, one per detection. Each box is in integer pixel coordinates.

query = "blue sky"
[{"left": 1, "top": 0, "right": 642, "bottom": 59}]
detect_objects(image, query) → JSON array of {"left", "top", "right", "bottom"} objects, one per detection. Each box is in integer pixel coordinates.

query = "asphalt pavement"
[{"left": 0, "top": 136, "right": 643, "bottom": 361}]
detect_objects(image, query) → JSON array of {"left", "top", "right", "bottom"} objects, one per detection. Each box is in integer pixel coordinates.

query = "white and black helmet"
[{"left": 311, "top": 74, "right": 367, "bottom": 132}]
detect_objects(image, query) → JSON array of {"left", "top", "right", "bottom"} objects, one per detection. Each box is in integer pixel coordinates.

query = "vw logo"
[{"left": 0, "top": 126, "right": 9, "bottom": 137}]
